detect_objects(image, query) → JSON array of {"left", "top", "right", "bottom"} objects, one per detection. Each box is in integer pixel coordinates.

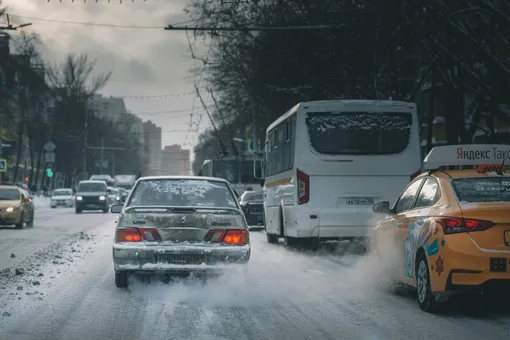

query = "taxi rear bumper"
[{"left": 432, "top": 233, "right": 510, "bottom": 293}]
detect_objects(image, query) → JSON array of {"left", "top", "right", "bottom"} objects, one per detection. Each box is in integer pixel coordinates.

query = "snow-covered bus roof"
[
  {"left": 423, "top": 144, "right": 510, "bottom": 170},
  {"left": 266, "top": 100, "right": 416, "bottom": 132}
]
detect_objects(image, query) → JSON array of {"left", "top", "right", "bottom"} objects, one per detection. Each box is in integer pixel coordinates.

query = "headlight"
[
  {"left": 6, "top": 206, "right": 19, "bottom": 212},
  {"left": 76, "top": 196, "right": 83, "bottom": 201},
  {"left": 116, "top": 196, "right": 120, "bottom": 200},
  {"left": 99, "top": 196, "right": 106, "bottom": 200}
]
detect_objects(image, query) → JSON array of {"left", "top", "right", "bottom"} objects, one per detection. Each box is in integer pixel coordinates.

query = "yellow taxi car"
[
  {"left": 0, "top": 184, "right": 35, "bottom": 229},
  {"left": 371, "top": 144, "right": 510, "bottom": 312}
]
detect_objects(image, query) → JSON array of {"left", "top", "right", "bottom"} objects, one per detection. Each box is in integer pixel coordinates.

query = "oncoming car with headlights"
[
  {"left": 110, "top": 176, "right": 251, "bottom": 288},
  {"left": 371, "top": 144, "right": 510, "bottom": 312},
  {"left": 51, "top": 188, "right": 74, "bottom": 208},
  {"left": 75, "top": 180, "right": 109, "bottom": 213},
  {"left": 0, "top": 185, "right": 34, "bottom": 229}
]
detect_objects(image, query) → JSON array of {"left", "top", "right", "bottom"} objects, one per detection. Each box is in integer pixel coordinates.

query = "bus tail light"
[
  {"left": 297, "top": 168, "right": 309, "bottom": 205},
  {"left": 436, "top": 217, "right": 494, "bottom": 234}
]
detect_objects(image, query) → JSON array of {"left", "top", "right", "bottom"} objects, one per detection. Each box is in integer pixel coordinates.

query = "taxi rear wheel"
[{"left": 416, "top": 252, "right": 440, "bottom": 312}]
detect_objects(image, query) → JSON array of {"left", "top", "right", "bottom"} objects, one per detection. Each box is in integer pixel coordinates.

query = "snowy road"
[{"left": 0, "top": 204, "right": 509, "bottom": 340}]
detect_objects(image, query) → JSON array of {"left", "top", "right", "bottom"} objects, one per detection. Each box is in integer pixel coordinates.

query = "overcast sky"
[{"left": 4, "top": 0, "right": 210, "bottom": 158}]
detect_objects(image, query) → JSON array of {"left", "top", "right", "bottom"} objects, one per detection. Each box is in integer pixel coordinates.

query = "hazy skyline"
[{"left": 4, "top": 0, "right": 211, "bottom": 158}]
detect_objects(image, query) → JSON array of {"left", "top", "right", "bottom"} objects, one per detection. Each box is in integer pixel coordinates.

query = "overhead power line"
[
  {"left": 7, "top": 14, "right": 193, "bottom": 29},
  {"left": 165, "top": 24, "right": 345, "bottom": 32},
  {"left": 120, "top": 91, "right": 195, "bottom": 99}
]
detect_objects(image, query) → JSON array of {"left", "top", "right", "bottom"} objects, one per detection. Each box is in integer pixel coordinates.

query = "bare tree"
[
  {"left": 47, "top": 53, "right": 111, "bottom": 99},
  {"left": 10, "top": 30, "right": 45, "bottom": 184},
  {"left": 46, "top": 53, "right": 112, "bottom": 177}
]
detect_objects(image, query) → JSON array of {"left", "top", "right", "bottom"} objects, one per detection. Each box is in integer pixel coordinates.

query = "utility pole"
[
  {"left": 87, "top": 140, "right": 125, "bottom": 175},
  {"left": 100, "top": 137, "right": 104, "bottom": 174},
  {"left": 0, "top": 14, "right": 32, "bottom": 31},
  {"left": 83, "top": 106, "right": 89, "bottom": 177}
]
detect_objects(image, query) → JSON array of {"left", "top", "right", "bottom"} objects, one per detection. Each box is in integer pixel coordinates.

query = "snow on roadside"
[{"left": 0, "top": 230, "right": 100, "bottom": 322}]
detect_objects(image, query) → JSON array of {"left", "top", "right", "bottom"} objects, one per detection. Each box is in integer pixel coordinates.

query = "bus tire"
[{"left": 266, "top": 232, "right": 279, "bottom": 244}]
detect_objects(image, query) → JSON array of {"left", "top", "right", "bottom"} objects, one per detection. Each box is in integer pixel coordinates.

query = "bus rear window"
[
  {"left": 306, "top": 112, "right": 412, "bottom": 155},
  {"left": 452, "top": 177, "right": 510, "bottom": 202}
]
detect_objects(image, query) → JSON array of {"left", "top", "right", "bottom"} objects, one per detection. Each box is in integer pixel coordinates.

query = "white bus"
[
  {"left": 198, "top": 156, "right": 263, "bottom": 196},
  {"left": 261, "top": 100, "right": 421, "bottom": 248}
]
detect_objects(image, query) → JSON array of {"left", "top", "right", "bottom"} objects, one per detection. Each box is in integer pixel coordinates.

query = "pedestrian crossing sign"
[{"left": 0, "top": 159, "right": 6, "bottom": 172}]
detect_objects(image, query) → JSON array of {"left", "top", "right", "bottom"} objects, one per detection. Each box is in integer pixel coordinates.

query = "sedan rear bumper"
[{"left": 112, "top": 243, "right": 250, "bottom": 273}]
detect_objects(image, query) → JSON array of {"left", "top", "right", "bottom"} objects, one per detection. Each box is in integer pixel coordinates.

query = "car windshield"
[
  {"left": 452, "top": 177, "right": 510, "bottom": 202},
  {"left": 53, "top": 190, "right": 72, "bottom": 196},
  {"left": 78, "top": 182, "right": 106, "bottom": 192},
  {"left": 128, "top": 179, "right": 237, "bottom": 208},
  {"left": 0, "top": 188, "right": 20, "bottom": 200},
  {"left": 243, "top": 192, "right": 263, "bottom": 202}
]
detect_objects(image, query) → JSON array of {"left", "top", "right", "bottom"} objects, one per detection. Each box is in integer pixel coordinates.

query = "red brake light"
[
  {"left": 138, "top": 227, "right": 162, "bottom": 241},
  {"left": 297, "top": 168, "right": 309, "bottom": 205},
  {"left": 205, "top": 229, "right": 248, "bottom": 245},
  {"left": 436, "top": 217, "right": 494, "bottom": 234},
  {"left": 410, "top": 170, "right": 421, "bottom": 181},
  {"left": 116, "top": 228, "right": 142, "bottom": 242}
]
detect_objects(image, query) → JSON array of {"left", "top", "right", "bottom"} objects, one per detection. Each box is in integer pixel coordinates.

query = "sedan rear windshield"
[
  {"left": 54, "top": 190, "right": 72, "bottom": 196},
  {"left": 128, "top": 179, "right": 237, "bottom": 208},
  {"left": 306, "top": 111, "right": 412, "bottom": 155},
  {"left": 243, "top": 192, "right": 263, "bottom": 201},
  {"left": 0, "top": 189, "right": 20, "bottom": 200},
  {"left": 78, "top": 183, "right": 106, "bottom": 192},
  {"left": 452, "top": 177, "right": 510, "bottom": 202}
]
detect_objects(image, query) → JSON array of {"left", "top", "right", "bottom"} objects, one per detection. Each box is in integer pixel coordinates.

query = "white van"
[{"left": 260, "top": 100, "right": 421, "bottom": 247}]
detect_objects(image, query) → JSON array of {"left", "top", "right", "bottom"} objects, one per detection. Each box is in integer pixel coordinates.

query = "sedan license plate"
[
  {"left": 490, "top": 257, "right": 507, "bottom": 272},
  {"left": 505, "top": 231, "right": 510, "bottom": 246},
  {"left": 346, "top": 197, "right": 374, "bottom": 205},
  {"left": 158, "top": 254, "right": 206, "bottom": 265}
]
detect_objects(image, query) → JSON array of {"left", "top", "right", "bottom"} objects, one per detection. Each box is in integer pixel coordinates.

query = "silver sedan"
[{"left": 110, "top": 176, "right": 251, "bottom": 287}]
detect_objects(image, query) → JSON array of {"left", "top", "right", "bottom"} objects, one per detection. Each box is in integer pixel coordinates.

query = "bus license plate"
[
  {"left": 346, "top": 197, "right": 373, "bottom": 205},
  {"left": 505, "top": 231, "right": 510, "bottom": 246}
]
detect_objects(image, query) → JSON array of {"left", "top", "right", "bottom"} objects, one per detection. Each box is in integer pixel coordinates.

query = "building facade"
[
  {"left": 161, "top": 144, "right": 190, "bottom": 176},
  {"left": 143, "top": 120, "right": 162, "bottom": 176}
]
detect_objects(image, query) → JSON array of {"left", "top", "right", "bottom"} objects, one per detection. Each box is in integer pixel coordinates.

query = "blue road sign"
[
  {"left": 0, "top": 159, "right": 6, "bottom": 172},
  {"left": 247, "top": 140, "right": 255, "bottom": 152}
]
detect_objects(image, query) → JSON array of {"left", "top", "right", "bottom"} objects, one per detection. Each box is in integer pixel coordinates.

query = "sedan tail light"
[
  {"left": 116, "top": 227, "right": 162, "bottom": 242},
  {"left": 138, "top": 227, "right": 162, "bottom": 241},
  {"left": 205, "top": 229, "right": 249, "bottom": 245},
  {"left": 436, "top": 217, "right": 495, "bottom": 234},
  {"left": 116, "top": 228, "right": 142, "bottom": 242}
]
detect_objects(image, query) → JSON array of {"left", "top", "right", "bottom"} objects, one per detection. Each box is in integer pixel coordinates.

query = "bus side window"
[
  {"left": 282, "top": 121, "right": 290, "bottom": 171},
  {"left": 276, "top": 126, "right": 284, "bottom": 173}
]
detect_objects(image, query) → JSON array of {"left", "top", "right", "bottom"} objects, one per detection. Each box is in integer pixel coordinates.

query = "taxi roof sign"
[{"left": 423, "top": 144, "right": 510, "bottom": 170}]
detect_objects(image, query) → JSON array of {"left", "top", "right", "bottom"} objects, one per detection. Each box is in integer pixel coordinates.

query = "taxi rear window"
[{"left": 452, "top": 177, "right": 510, "bottom": 202}]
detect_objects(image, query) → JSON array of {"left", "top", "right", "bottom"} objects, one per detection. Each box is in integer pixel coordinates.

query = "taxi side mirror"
[
  {"left": 110, "top": 205, "right": 122, "bottom": 213},
  {"left": 373, "top": 201, "right": 391, "bottom": 214}
]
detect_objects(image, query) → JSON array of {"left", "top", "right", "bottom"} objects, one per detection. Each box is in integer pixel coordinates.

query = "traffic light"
[
  {"left": 46, "top": 168, "right": 53, "bottom": 178},
  {"left": 24, "top": 177, "right": 29, "bottom": 183}
]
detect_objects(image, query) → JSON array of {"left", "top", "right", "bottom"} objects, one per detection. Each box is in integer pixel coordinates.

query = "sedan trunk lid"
[{"left": 118, "top": 207, "right": 246, "bottom": 243}]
